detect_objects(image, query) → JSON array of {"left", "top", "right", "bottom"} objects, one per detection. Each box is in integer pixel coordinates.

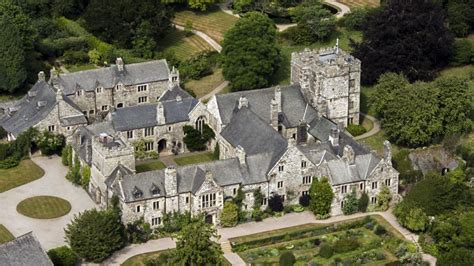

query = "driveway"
[{"left": 0, "top": 155, "right": 96, "bottom": 250}]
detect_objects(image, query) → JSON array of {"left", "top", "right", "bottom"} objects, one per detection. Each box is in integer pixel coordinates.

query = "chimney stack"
[
  {"left": 165, "top": 166, "right": 177, "bottom": 196},
  {"left": 236, "top": 145, "right": 246, "bottom": 165},
  {"left": 238, "top": 96, "right": 248, "bottom": 109},
  {"left": 343, "top": 145, "right": 355, "bottom": 165},
  {"left": 156, "top": 102, "right": 165, "bottom": 125},
  {"left": 275, "top": 86, "right": 282, "bottom": 112},
  {"left": 38, "top": 71, "right": 45, "bottom": 82},
  {"left": 329, "top": 127, "right": 339, "bottom": 147},
  {"left": 116, "top": 57, "right": 124, "bottom": 72},
  {"left": 49, "top": 68, "right": 59, "bottom": 90},
  {"left": 270, "top": 98, "right": 278, "bottom": 130},
  {"left": 383, "top": 140, "right": 392, "bottom": 166}
]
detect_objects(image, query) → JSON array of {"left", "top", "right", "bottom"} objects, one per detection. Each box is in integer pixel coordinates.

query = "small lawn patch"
[
  {"left": 358, "top": 130, "right": 400, "bottom": 156},
  {"left": 17, "top": 196, "right": 71, "bottom": 219},
  {"left": 173, "top": 7, "right": 239, "bottom": 43},
  {"left": 174, "top": 152, "right": 215, "bottom": 166},
  {"left": 0, "top": 159, "right": 45, "bottom": 193},
  {"left": 185, "top": 68, "right": 226, "bottom": 98},
  {"left": 161, "top": 29, "right": 213, "bottom": 61},
  {"left": 0, "top": 224, "right": 14, "bottom": 244},
  {"left": 135, "top": 160, "right": 166, "bottom": 173}
]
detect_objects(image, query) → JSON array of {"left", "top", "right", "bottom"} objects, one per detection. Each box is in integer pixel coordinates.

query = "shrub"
[
  {"left": 81, "top": 165, "right": 91, "bottom": 189},
  {"left": 0, "top": 156, "right": 20, "bottom": 169},
  {"left": 183, "top": 125, "right": 215, "bottom": 152},
  {"left": 450, "top": 39, "right": 474, "bottom": 66},
  {"left": 358, "top": 192, "right": 369, "bottom": 212},
  {"left": 279, "top": 251, "right": 296, "bottom": 266},
  {"left": 158, "top": 211, "right": 193, "bottom": 235},
  {"left": 34, "top": 131, "right": 65, "bottom": 156},
  {"left": 126, "top": 218, "right": 153, "bottom": 244},
  {"left": 184, "top": 20, "right": 193, "bottom": 36},
  {"left": 374, "top": 225, "right": 387, "bottom": 235},
  {"left": 299, "top": 194, "right": 310, "bottom": 207},
  {"left": 318, "top": 243, "right": 333, "bottom": 258},
  {"left": 221, "top": 201, "right": 239, "bottom": 227},
  {"left": 268, "top": 194, "right": 284, "bottom": 212},
  {"left": 179, "top": 51, "right": 219, "bottom": 81},
  {"left": 342, "top": 189, "right": 358, "bottom": 215},
  {"left": 61, "top": 145, "right": 72, "bottom": 166},
  {"left": 47, "top": 246, "right": 78, "bottom": 266},
  {"left": 374, "top": 185, "right": 392, "bottom": 211},
  {"left": 213, "top": 143, "right": 220, "bottom": 160},
  {"left": 346, "top": 124, "right": 367, "bottom": 137},
  {"left": 314, "top": 238, "right": 321, "bottom": 246},
  {"left": 0, "top": 126, "right": 6, "bottom": 139},
  {"left": 252, "top": 209, "right": 263, "bottom": 221},
  {"left": 0, "top": 143, "right": 8, "bottom": 160},
  {"left": 63, "top": 50, "right": 89, "bottom": 65},
  {"left": 333, "top": 238, "right": 360, "bottom": 253},
  {"left": 309, "top": 177, "right": 334, "bottom": 216}
]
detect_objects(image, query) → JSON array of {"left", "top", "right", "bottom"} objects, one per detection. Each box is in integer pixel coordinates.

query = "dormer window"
[
  {"left": 150, "top": 183, "right": 160, "bottom": 196},
  {"left": 115, "top": 84, "right": 122, "bottom": 91},
  {"left": 96, "top": 87, "right": 102, "bottom": 93},
  {"left": 132, "top": 186, "right": 143, "bottom": 199}
]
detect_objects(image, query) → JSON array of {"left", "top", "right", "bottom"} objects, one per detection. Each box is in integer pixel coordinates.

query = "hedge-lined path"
[
  {"left": 354, "top": 113, "right": 381, "bottom": 140},
  {"left": 0, "top": 155, "right": 95, "bottom": 250},
  {"left": 107, "top": 210, "right": 436, "bottom": 265}
]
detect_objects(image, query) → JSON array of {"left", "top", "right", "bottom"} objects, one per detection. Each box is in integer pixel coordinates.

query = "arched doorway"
[{"left": 158, "top": 139, "right": 167, "bottom": 153}]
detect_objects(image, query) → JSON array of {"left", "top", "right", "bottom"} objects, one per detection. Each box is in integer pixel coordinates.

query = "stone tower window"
[
  {"left": 153, "top": 201, "right": 159, "bottom": 210},
  {"left": 136, "top": 205, "right": 141, "bottom": 212},
  {"left": 349, "top": 79, "right": 355, "bottom": 88},
  {"left": 301, "top": 160, "right": 307, "bottom": 168},
  {"left": 96, "top": 87, "right": 102, "bottom": 93}
]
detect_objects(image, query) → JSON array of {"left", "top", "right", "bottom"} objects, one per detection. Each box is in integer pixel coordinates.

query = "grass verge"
[
  {"left": 185, "top": 68, "right": 226, "bottom": 98},
  {"left": 161, "top": 29, "right": 213, "bottom": 61},
  {"left": 136, "top": 160, "right": 166, "bottom": 173},
  {"left": 16, "top": 196, "right": 71, "bottom": 219},
  {"left": 174, "top": 152, "right": 216, "bottom": 166},
  {"left": 0, "top": 159, "right": 45, "bottom": 193},
  {"left": 0, "top": 225, "right": 14, "bottom": 244}
]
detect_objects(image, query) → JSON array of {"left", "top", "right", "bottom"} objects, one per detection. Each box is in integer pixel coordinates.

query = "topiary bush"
[
  {"left": 268, "top": 194, "right": 284, "bottom": 212},
  {"left": 279, "top": 251, "right": 296, "bottom": 266},
  {"left": 346, "top": 124, "right": 367, "bottom": 137},
  {"left": 299, "top": 194, "right": 310, "bottom": 207},
  {"left": 374, "top": 225, "right": 387, "bottom": 235},
  {"left": 318, "top": 243, "right": 333, "bottom": 258},
  {"left": 47, "top": 246, "right": 78, "bottom": 266}
]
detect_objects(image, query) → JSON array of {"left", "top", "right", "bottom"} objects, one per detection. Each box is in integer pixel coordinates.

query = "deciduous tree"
[{"left": 309, "top": 177, "right": 334, "bottom": 217}]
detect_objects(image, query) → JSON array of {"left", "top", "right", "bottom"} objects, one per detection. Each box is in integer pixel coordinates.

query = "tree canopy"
[
  {"left": 221, "top": 12, "right": 280, "bottom": 91},
  {"left": 168, "top": 215, "right": 224, "bottom": 265},
  {"left": 352, "top": 0, "right": 454, "bottom": 85},
  {"left": 65, "top": 209, "right": 125, "bottom": 262},
  {"left": 289, "top": 0, "right": 336, "bottom": 43},
  {"left": 309, "top": 177, "right": 334, "bottom": 217}
]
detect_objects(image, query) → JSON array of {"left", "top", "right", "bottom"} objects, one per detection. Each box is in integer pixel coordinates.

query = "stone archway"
[{"left": 158, "top": 139, "right": 167, "bottom": 153}]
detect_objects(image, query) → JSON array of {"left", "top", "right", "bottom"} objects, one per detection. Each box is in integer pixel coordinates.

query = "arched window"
[{"left": 195, "top": 116, "right": 206, "bottom": 133}]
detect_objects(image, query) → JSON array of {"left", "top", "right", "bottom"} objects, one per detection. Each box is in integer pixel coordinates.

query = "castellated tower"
[{"left": 291, "top": 45, "right": 361, "bottom": 127}]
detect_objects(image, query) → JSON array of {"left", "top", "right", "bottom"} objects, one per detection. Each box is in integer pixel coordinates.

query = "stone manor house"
[{"left": 0, "top": 47, "right": 398, "bottom": 226}]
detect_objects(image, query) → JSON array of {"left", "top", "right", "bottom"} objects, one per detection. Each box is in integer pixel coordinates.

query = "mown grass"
[
  {"left": 274, "top": 27, "right": 363, "bottom": 85},
  {"left": 161, "top": 29, "right": 213, "bottom": 61},
  {"left": 0, "top": 224, "right": 14, "bottom": 244},
  {"left": 16, "top": 196, "right": 71, "bottom": 219},
  {"left": 173, "top": 6, "right": 239, "bottom": 43},
  {"left": 0, "top": 160, "right": 45, "bottom": 193},
  {"left": 136, "top": 160, "right": 166, "bottom": 173},
  {"left": 174, "top": 152, "right": 216, "bottom": 166},
  {"left": 185, "top": 68, "right": 226, "bottom": 98},
  {"left": 338, "top": 0, "right": 380, "bottom": 8}
]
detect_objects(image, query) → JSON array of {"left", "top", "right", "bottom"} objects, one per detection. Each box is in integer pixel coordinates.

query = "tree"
[
  {"left": 65, "top": 209, "right": 125, "bottom": 262},
  {"left": 0, "top": 0, "right": 37, "bottom": 50},
  {"left": 220, "top": 201, "right": 238, "bottom": 227},
  {"left": 279, "top": 251, "right": 296, "bottom": 266},
  {"left": 352, "top": 0, "right": 454, "bottom": 85},
  {"left": 290, "top": 0, "right": 336, "bottom": 43},
  {"left": 309, "top": 177, "right": 334, "bottom": 217},
  {"left": 221, "top": 12, "right": 280, "bottom": 91},
  {"left": 375, "top": 185, "right": 392, "bottom": 211},
  {"left": 34, "top": 131, "right": 65, "bottom": 156},
  {"left": 183, "top": 125, "right": 215, "bottom": 151},
  {"left": 132, "top": 21, "right": 157, "bottom": 59},
  {"left": 168, "top": 216, "right": 224, "bottom": 265},
  {"left": 341, "top": 7, "right": 370, "bottom": 31},
  {"left": 0, "top": 16, "right": 26, "bottom": 93},
  {"left": 161, "top": 0, "right": 219, "bottom": 11},
  {"left": 403, "top": 207, "right": 429, "bottom": 232},
  {"left": 342, "top": 188, "right": 358, "bottom": 215},
  {"left": 61, "top": 145, "right": 72, "bottom": 166},
  {"left": 358, "top": 191, "right": 369, "bottom": 212},
  {"left": 253, "top": 188, "right": 264, "bottom": 210},
  {"left": 268, "top": 193, "right": 284, "bottom": 212}
]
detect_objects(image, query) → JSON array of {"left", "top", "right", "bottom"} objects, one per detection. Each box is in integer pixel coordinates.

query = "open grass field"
[
  {"left": 338, "top": 0, "right": 380, "bottom": 8},
  {"left": 16, "top": 196, "right": 71, "bottom": 219},
  {"left": 0, "top": 224, "right": 14, "bottom": 244},
  {"left": 136, "top": 160, "right": 166, "bottom": 173},
  {"left": 231, "top": 215, "right": 407, "bottom": 265},
  {"left": 174, "top": 152, "right": 216, "bottom": 166},
  {"left": 173, "top": 7, "right": 239, "bottom": 43},
  {"left": 185, "top": 68, "right": 226, "bottom": 98},
  {"left": 161, "top": 29, "right": 213, "bottom": 61},
  {"left": 274, "top": 27, "right": 362, "bottom": 85},
  {"left": 0, "top": 159, "right": 45, "bottom": 193}
]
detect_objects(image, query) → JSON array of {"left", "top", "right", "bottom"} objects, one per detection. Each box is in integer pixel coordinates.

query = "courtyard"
[{"left": 0, "top": 156, "right": 96, "bottom": 249}]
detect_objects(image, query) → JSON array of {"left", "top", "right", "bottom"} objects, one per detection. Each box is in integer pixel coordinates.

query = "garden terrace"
[{"left": 230, "top": 215, "right": 409, "bottom": 265}]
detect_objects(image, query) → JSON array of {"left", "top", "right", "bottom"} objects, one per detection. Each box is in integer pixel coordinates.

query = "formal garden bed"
[
  {"left": 0, "top": 159, "right": 45, "bottom": 193},
  {"left": 0, "top": 224, "right": 14, "bottom": 244},
  {"left": 230, "top": 215, "right": 418, "bottom": 265},
  {"left": 16, "top": 196, "right": 71, "bottom": 219},
  {"left": 122, "top": 249, "right": 232, "bottom": 266}
]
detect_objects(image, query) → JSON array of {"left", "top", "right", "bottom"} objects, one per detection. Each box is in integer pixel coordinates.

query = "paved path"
[
  {"left": 0, "top": 156, "right": 96, "bottom": 250},
  {"left": 354, "top": 113, "right": 381, "bottom": 140},
  {"left": 109, "top": 210, "right": 436, "bottom": 265}
]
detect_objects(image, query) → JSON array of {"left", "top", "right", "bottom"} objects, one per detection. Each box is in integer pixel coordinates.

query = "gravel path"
[
  {"left": 0, "top": 156, "right": 96, "bottom": 250},
  {"left": 354, "top": 113, "right": 381, "bottom": 140}
]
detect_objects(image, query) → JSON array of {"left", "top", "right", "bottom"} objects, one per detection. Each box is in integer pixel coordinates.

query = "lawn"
[
  {"left": 338, "top": 0, "right": 380, "bottom": 8},
  {"left": 174, "top": 152, "right": 216, "bottom": 166},
  {"left": 161, "top": 29, "right": 213, "bottom": 61},
  {"left": 0, "top": 159, "right": 45, "bottom": 193},
  {"left": 16, "top": 196, "right": 71, "bottom": 219},
  {"left": 122, "top": 249, "right": 231, "bottom": 266},
  {"left": 185, "top": 68, "right": 226, "bottom": 98},
  {"left": 274, "top": 27, "right": 363, "bottom": 85},
  {"left": 0, "top": 224, "right": 14, "bottom": 244},
  {"left": 358, "top": 130, "right": 400, "bottom": 156},
  {"left": 135, "top": 160, "right": 166, "bottom": 173},
  {"left": 173, "top": 6, "right": 239, "bottom": 43},
  {"left": 231, "top": 215, "right": 408, "bottom": 265}
]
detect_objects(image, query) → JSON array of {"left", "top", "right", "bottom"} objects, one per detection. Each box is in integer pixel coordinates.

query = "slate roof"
[
  {"left": 111, "top": 98, "right": 198, "bottom": 131},
  {"left": 159, "top": 86, "right": 193, "bottom": 102},
  {"left": 220, "top": 106, "right": 288, "bottom": 174},
  {"left": 308, "top": 116, "right": 337, "bottom": 141},
  {"left": 215, "top": 85, "right": 318, "bottom": 128},
  {"left": 0, "top": 232, "right": 53, "bottom": 266},
  {"left": 58, "top": 60, "right": 170, "bottom": 95},
  {"left": 73, "top": 121, "right": 116, "bottom": 165},
  {"left": 118, "top": 158, "right": 245, "bottom": 202},
  {"left": 326, "top": 153, "right": 380, "bottom": 185}
]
